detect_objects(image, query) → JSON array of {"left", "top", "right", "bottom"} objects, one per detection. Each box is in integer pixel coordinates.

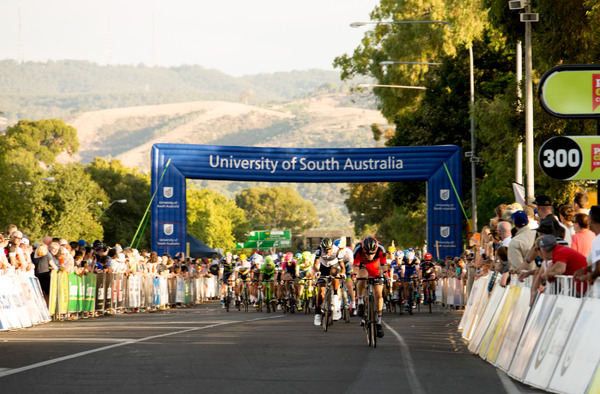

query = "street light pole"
[
  {"left": 469, "top": 46, "right": 478, "bottom": 234},
  {"left": 97, "top": 199, "right": 127, "bottom": 219},
  {"left": 524, "top": 4, "right": 535, "bottom": 204}
]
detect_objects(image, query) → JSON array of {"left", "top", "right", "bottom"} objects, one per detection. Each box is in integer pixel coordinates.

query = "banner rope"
[
  {"left": 443, "top": 162, "right": 472, "bottom": 233},
  {"left": 130, "top": 158, "right": 171, "bottom": 247}
]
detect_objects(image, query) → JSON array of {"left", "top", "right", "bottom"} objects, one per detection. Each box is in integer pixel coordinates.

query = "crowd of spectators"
[
  {"left": 461, "top": 191, "right": 599, "bottom": 304},
  {"left": 0, "top": 224, "right": 223, "bottom": 303}
]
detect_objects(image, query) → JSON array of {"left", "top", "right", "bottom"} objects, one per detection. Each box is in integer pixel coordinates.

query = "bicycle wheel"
[
  {"left": 364, "top": 300, "right": 371, "bottom": 346},
  {"left": 225, "top": 293, "right": 230, "bottom": 312},
  {"left": 408, "top": 286, "right": 413, "bottom": 315},
  {"left": 416, "top": 285, "right": 421, "bottom": 312},
  {"left": 323, "top": 290, "right": 331, "bottom": 332},
  {"left": 428, "top": 287, "right": 432, "bottom": 314},
  {"left": 369, "top": 295, "right": 377, "bottom": 348},
  {"left": 243, "top": 287, "right": 249, "bottom": 312}
]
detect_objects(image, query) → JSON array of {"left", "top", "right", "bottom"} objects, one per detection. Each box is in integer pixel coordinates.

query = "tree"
[
  {"left": 333, "top": 0, "right": 488, "bottom": 121},
  {"left": 85, "top": 158, "right": 150, "bottom": 248},
  {"left": 187, "top": 184, "right": 250, "bottom": 250},
  {"left": 235, "top": 186, "right": 319, "bottom": 236},
  {"left": 42, "top": 163, "right": 106, "bottom": 242},
  {"left": 0, "top": 119, "right": 80, "bottom": 240}
]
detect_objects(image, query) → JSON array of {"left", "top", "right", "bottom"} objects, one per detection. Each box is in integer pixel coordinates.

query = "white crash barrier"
[
  {"left": 460, "top": 275, "right": 600, "bottom": 393},
  {"left": 0, "top": 272, "right": 51, "bottom": 331},
  {"left": 436, "top": 277, "right": 466, "bottom": 307}
]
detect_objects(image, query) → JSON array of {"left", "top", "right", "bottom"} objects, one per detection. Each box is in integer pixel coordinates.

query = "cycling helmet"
[
  {"left": 295, "top": 253, "right": 302, "bottom": 259},
  {"left": 362, "top": 237, "right": 378, "bottom": 254},
  {"left": 406, "top": 250, "right": 415, "bottom": 261},
  {"left": 395, "top": 250, "right": 404, "bottom": 259},
  {"left": 239, "top": 254, "right": 247, "bottom": 261},
  {"left": 333, "top": 238, "right": 346, "bottom": 249},
  {"left": 321, "top": 238, "right": 333, "bottom": 251},
  {"left": 284, "top": 252, "right": 293, "bottom": 262},
  {"left": 265, "top": 255, "right": 273, "bottom": 264},
  {"left": 388, "top": 245, "right": 396, "bottom": 254},
  {"left": 424, "top": 253, "right": 433, "bottom": 261},
  {"left": 302, "top": 251, "right": 311, "bottom": 261}
]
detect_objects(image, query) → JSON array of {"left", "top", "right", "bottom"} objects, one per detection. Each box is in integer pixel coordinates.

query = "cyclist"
[
  {"left": 235, "top": 254, "right": 252, "bottom": 304},
  {"left": 390, "top": 250, "right": 405, "bottom": 303},
  {"left": 297, "top": 251, "right": 314, "bottom": 311},
  {"left": 420, "top": 253, "right": 437, "bottom": 304},
  {"left": 313, "top": 238, "right": 344, "bottom": 326},
  {"left": 335, "top": 238, "right": 355, "bottom": 316},
  {"left": 250, "top": 253, "right": 263, "bottom": 306},
  {"left": 402, "top": 248, "right": 420, "bottom": 311},
  {"left": 220, "top": 252, "right": 236, "bottom": 308},
  {"left": 281, "top": 252, "right": 299, "bottom": 306},
  {"left": 259, "top": 256, "right": 277, "bottom": 307},
  {"left": 353, "top": 236, "right": 386, "bottom": 338}
]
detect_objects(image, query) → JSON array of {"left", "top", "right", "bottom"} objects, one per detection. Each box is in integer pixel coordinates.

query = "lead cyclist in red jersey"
[{"left": 353, "top": 236, "right": 386, "bottom": 338}]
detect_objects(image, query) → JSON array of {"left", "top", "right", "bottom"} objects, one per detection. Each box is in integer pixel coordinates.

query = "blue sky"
[{"left": 0, "top": 0, "right": 380, "bottom": 76}]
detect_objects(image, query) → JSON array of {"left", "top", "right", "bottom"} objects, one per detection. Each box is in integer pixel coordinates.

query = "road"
[{"left": 0, "top": 302, "right": 542, "bottom": 393}]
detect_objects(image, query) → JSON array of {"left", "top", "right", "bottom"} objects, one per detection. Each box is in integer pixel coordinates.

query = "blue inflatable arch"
[{"left": 151, "top": 144, "right": 462, "bottom": 258}]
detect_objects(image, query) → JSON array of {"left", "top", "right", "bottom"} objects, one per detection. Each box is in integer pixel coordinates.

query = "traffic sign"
[
  {"left": 539, "top": 65, "right": 600, "bottom": 118},
  {"left": 235, "top": 239, "right": 292, "bottom": 250},
  {"left": 247, "top": 230, "right": 291, "bottom": 241},
  {"left": 538, "top": 135, "right": 600, "bottom": 180}
]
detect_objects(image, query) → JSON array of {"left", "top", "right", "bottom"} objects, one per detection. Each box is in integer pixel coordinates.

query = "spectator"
[
  {"left": 496, "top": 246, "right": 511, "bottom": 287},
  {"left": 494, "top": 204, "right": 508, "bottom": 221},
  {"left": 8, "top": 231, "right": 27, "bottom": 270},
  {"left": 524, "top": 204, "right": 539, "bottom": 230},
  {"left": 508, "top": 210, "right": 536, "bottom": 272},
  {"left": 498, "top": 221, "right": 512, "bottom": 247},
  {"left": 571, "top": 213, "right": 595, "bottom": 258},
  {"left": 533, "top": 194, "right": 554, "bottom": 220},
  {"left": 537, "top": 235, "right": 587, "bottom": 293},
  {"left": 558, "top": 204, "right": 575, "bottom": 246},
  {"left": 574, "top": 206, "right": 600, "bottom": 282},
  {"left": 0, "top": 234, "right": 10, "bottom": 272},
  {"left": 573, "top": 192, "right": 590, "bottom": 215}
]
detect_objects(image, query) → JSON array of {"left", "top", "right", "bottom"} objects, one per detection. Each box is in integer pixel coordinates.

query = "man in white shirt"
[{"left": 498, "top": 221, "right": 512, "bottom": 247}]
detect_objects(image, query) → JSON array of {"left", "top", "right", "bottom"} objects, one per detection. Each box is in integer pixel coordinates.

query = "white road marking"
[
  {"left": 0, "top": 315, "right": 284, "bottom": 379},
  {"left": 383, "top": 322, "right": 426, "bottom": 394}
]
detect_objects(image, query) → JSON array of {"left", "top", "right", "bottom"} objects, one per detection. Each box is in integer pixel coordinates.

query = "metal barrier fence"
[
  {"left": 435, "top": 277, "right": 467, "bottom": 308},
  {"left": 48, "top": 271, "right": 214, "bottom": 319},
  {"left": 0, "top": 271, "right": 222, "bottom": 330}
]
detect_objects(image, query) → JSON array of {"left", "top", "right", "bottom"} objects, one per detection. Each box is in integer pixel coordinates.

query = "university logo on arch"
[
  {"left": 163, "top": 187, "right": 173, "bottom": 199},
  {"left": 163, "top": 224, "right": 174, "bottom": 236},
  {"left": 440, "top": 226, "right": 450, "bottom": 238},
  {"left": 440, "top": 189, "right": 450, "bottom": 201}
]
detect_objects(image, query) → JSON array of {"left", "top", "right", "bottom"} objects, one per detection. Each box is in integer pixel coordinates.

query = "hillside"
[{"left": 65, "top": 95, "right": 387, "bottom": 171}]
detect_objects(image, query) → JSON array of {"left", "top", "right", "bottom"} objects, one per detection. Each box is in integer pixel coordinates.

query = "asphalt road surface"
[{"left": 0, "top": 302, "right": 543, "bottom": 394}]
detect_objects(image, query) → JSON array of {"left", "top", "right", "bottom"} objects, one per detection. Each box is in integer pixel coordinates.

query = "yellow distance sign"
[
  {"left": 538, "top": 136, "right": 600, "bottom": 180},
  {"left": 539, "top": 65, "right": 600, "bottom": 118}
]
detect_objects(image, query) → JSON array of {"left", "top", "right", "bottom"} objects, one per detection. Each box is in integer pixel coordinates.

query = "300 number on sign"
[{"left": 539, "top": 137, "right": 583, "bottom": 180}]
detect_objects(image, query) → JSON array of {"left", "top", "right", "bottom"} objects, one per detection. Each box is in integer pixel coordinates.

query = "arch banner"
[{"left": 151, "top": 144, "right": 462, "bottom": 257}]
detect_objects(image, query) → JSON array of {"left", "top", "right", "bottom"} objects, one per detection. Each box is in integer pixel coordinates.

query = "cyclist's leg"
[
  {"left": 346, "top": 276, "right": 355, "bottom": 311},
  {"left": 356, "top": 267, "right": 368, "bottom": 316}
]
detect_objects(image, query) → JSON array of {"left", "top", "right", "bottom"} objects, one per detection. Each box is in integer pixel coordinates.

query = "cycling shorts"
[
  {"left": 403, "top": 267, "right": 418, "bottom": 281},
  {"left": 221, "top": 271, "right": 234, "bottom": 284}
]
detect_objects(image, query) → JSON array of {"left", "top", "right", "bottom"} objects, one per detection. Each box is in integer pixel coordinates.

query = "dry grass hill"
[{"left": 65, "top": 94, "right": 389, "bottom": 172}]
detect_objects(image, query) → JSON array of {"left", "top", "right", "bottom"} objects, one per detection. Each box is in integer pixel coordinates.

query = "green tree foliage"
[
  {"left": 342, "top": 182, "right": 390, "bottom": 238},
  {"left": 0, "top": 119, "right": 80, "bottom": 239},
  {"left": 85, "top": 158, "right": 150, "bottom": 249},
  {"left": 187, "top": 184, "right": 250, "bottom": 251},
  {"left": 42, "top": 163, "right": 106, "bottom": 242},
  {"left": 333, "top": 0, "right": 488, "bottom": 120},
  {"left": 235, "top": 186, "right": 319, "bottom": 236}
]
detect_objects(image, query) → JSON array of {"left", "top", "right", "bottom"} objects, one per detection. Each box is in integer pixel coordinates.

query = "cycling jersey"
[
  {"left": 353, "top": 242, "right": 386, "bottom": 278},
  {"left": 420, "top": 261, "right": 436, "bottom": 279},
  {"left": 315, "top": 245, "right": 341, "bottom": 281},
  {"left": 390, "top": 258, "right": 404, "bottom": 277},
  {"left": 337, "top": 247, "right": 354, "bottom": 276},
  {"left": 282, "top": 260, "right": 297, "bottom": 277},
  {"left": 260, "top": 263, "right": 276, "bottom": 281}
]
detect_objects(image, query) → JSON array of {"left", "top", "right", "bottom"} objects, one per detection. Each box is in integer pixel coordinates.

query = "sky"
[{"left": 0, "top": 0, "right": 380, "bottom": 77}]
